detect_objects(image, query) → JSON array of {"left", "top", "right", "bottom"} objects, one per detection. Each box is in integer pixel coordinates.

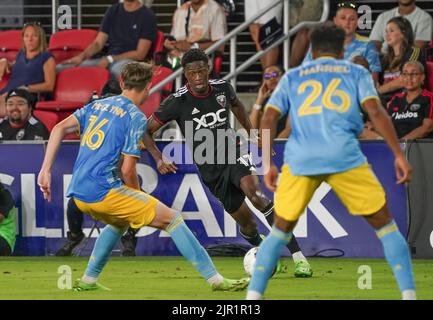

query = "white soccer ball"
[
  {"left": 243, "top": 247, "right": 259, "bottom": 276},
  {"left": 243, "top": 247, "right": 277, "bottom": 277}
]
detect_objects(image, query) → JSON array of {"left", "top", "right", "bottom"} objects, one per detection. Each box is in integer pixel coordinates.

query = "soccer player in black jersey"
[{"left": 144, "top": 49, "right": 312, "bottom": 277}]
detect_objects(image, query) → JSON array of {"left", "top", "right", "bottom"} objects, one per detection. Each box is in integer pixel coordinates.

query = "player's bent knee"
[
  {"left": 274, "top": 216, "right": 297, "bottom": 234},
  {"left": 150, "top": 202, "right": 177, "bottom": 230},
  {"left": 363, "top": 205, "right": 393, "bottom": 230}
]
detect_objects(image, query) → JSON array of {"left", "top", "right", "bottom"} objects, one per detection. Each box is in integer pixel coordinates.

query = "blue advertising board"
[{"left": 0, "top": 141, "right": 407, "bottom": 257}]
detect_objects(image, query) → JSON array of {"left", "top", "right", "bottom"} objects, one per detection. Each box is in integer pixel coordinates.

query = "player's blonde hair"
[{"left": 120, "top": 62, "right": 153, "bottom": 92}]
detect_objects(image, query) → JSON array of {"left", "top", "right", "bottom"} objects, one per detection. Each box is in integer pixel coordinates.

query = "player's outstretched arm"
[
  {"left": 362, "top": 98, "right": 412, "bottom": 184},
  {"left": 38, "top": 116, "right": 79, "bottom": 202},
  {"left": 260, "top": 107, "right": 280, "bottom": 192},
  {"left": 143, "top": 117, "right": 177, "bottom": 174}
]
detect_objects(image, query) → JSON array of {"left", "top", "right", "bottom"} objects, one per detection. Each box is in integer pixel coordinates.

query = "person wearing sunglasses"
[
  {"left": 249, "top": 65, "right": 291, "bottom": 139},
  {"left": 0, "top": 21, "right": 56, "bottom": 118},
  {"left": 303, "top": 1, "right": 381, "bottom": 83}
]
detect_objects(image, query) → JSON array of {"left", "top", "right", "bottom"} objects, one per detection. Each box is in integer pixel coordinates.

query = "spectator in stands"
[
  {"left": 377, "top": 17, "right": 426, "bottom": 102},
  {"left": 361, "top": 61, "right": 433, "bottom": 140},
  {"left": 246, "top": 0, "right": 323, "bottom": 70},
  {"left": 60, "top": 0, "right": 157, "bottom": 79},
  {"left": 0, "top": 182, "right": 16, "bottom": 256},
  {"left": 0, "top": 89, "right": 49, "bottom": 141},
  {"left": 388, "top": 61, "right": 433, "bottom": 139},
  {"left": 369, "top": 0, "right": 433, "bottom": 53},
  {"left": 249, "top": 65, "right": 291, "bottom": 138},
  {"left": 0, "top": 22, "right": 56, "bottom": 118},
  {"left": 302, "top": 2, "right": 382, "bottom": 83},
  {"left": 164, "top": 0, "right": 227, "bottom": 68}
]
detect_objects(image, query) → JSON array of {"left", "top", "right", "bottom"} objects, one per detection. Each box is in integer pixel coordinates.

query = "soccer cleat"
[
  {"left": 55, "top": 231, "right": 85, "bottom": 256},
  {"left": 211, "top": 277, "right": 250, "bottom": 292},
  {"left": 73, "top": 279, "right": 111, "bottom": 292},
  {"left": 294, "top": 260, "right": 313, "bottom": 278}
]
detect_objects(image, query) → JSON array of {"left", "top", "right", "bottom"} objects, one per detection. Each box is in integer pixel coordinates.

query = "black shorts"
[{"left": 201, "top": 160, "right": 256, "bottom": 214}]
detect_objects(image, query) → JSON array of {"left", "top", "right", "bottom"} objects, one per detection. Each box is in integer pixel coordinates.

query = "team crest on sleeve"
[{"left": 216, "top": 94, "right": 226, "bottom": 108}]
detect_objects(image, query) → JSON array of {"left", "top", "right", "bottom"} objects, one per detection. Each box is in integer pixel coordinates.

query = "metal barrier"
[{"left": 149, "top": 0, "right": 330, "bottom": 95}]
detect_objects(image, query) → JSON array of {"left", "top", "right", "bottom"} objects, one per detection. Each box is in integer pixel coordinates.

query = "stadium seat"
[
  {"left": 0, "top": 30, "right": 22, "bottom": 62},
  {"left": 35, "top": 66, "right": 110, "bottom": 112},
  {"left": 425, "top": 61, "right": 433, "bottom": 92},
  {"left": 48, "top": 29, "right": 97, "bottom": 64},
  {"left": 213, "top": 54, "right": 223, "bottom": 78},
  {"left": 139, "top": 91, "right": 161, "bottom": 118},
  {"left": 33, "top": 110, "right": 61, "bottom": 132},
  {"left": 151, "top": 65, "right": 173, "bottom": 99},
  {"left": 0, "top": 73, "right": 10, "bottom": 91},
  {"left": 149, "top": 30, "right": 165, "bottom": 60}
]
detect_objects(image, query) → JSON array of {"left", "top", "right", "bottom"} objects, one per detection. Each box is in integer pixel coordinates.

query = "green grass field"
[{"left": 0, "top": 257, "right": 432, "bottom": 300}]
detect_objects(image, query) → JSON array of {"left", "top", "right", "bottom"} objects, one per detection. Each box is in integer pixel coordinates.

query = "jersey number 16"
[{"left": 81, "top": 115, "right": 109, "bottom": 150}]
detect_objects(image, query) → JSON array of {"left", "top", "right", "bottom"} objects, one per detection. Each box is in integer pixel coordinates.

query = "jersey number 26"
[{"left": 297, "top": 78, "right": 351, "bottom": 116}]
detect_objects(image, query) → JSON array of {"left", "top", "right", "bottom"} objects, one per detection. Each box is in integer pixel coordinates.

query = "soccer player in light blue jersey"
[
  {"left": 246, "top": 23, "right": 416, "bottom": 300},
  {"left": 38, "top": 62, "right": 249, "bottom": 292},
  {"left": 303, "top": 1, "right": 381, "bottom": 83}
]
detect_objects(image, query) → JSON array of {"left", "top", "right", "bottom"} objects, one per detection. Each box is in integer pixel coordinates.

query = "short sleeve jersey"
[
  {"left": 100, "top": 3, "right": 157, "bottom": 56},
  {"left": 303, "top": 34, "right": 382, "bottom": 73},
  {"left": 0, "top": 116, "right": 49, "bottom": 141},
  {"left": 266, "top": 57, "right": 379, "bottom": 176},
  {"left": 387, "top": 90, "right": 433, "bottom": 139},
  {"left": 67, "top": 95, "right": 147, "bottom": 202},
  {"left": 152, "top": 79, "right": 240, "bottom": 182}
]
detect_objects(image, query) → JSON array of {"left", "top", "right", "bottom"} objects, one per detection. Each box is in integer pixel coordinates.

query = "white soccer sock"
[
  {"left": 81, "top": 275, "right": 98, "bottom": 284},
  {"left": 246, "top": 290, "right": 262, "bottom": 300},
  {"left": 291, "top": 251, "right": 307, "bottom": 263},
  {"left": 207, "top": 273, "right": 224, "bottom": 286},
  {"left": 402, "top": 290, "right": 416, "bottom": 300}
]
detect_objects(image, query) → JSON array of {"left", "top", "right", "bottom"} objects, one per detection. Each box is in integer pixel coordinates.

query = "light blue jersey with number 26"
[{"left": 266, "top": 57, "right": 379, "bottom": 176}]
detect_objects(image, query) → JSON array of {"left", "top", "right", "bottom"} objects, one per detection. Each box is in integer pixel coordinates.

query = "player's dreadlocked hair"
[{"left": 181, "top": 48, "right": 209, "bottom": 68}]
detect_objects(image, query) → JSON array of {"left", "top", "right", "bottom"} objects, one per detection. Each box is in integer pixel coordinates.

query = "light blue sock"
[
  {"left": 166, "top": 213, "right": 218, "bottom": 280},
  {"left": 376, "top": 220, "right": 415, "bottom": 292},
  {"left": 85, "top": 225, "right": 123, "bottom": 278},
  {"left": 248, "top": 227, "right": 292, "bottom": 294}
]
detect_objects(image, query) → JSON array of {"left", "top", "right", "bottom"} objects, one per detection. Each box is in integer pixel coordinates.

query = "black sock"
[
  {"left": 260, "top": 202, "right": 302, "bottom": 254},
  {"left": 67, "top": 198, "right": 84, "bottom": 236},
  {"left": 240, "top": 230, "right": 262, "bottom": 246}
]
